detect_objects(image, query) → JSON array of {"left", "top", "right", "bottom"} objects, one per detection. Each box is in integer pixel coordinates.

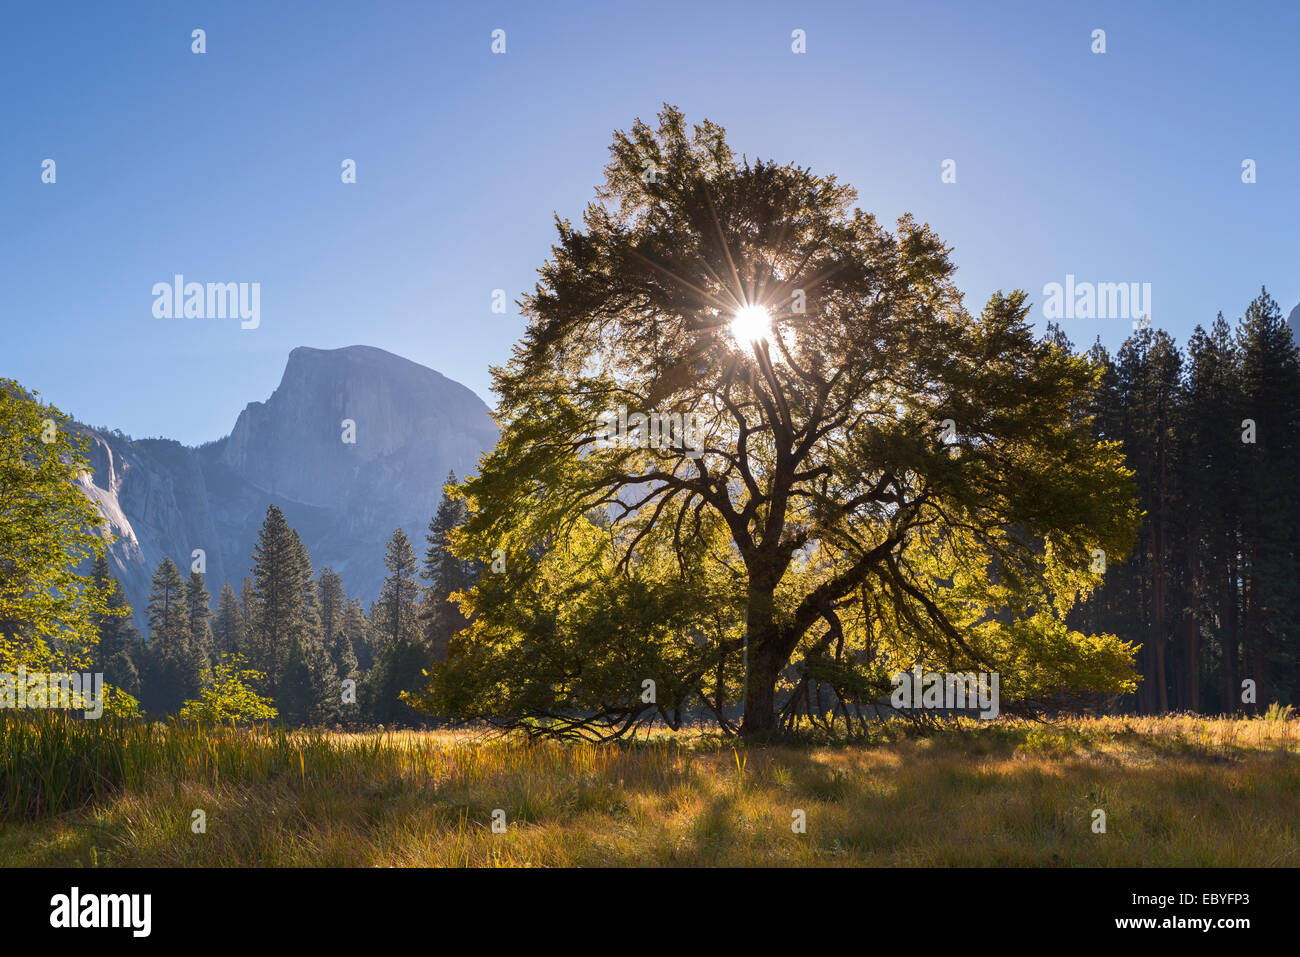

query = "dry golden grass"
[{"left": 2, "top": 715, "right": 1297, "bottom": 866}]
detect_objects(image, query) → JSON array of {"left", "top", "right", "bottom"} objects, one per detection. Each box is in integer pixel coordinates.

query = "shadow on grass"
[{"left": 4, "top": 721, "right": 1298, "bottom": 866}]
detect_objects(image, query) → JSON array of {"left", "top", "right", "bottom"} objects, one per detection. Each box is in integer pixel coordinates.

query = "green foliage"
[
  {"left": 185, "top": 570, "right": 213, "bottom": 663},
  {"left": 316, "top": 567, "right": 346, "bottom": 658},
  {"left": 90, "top": 553, "right": 143, "bottom": 697},
  {"left": 98, "top": 685, "right": 142, "bottom": 718},
  {"left": 421, "top": 471, "right": 476, "bottom": 662},
  {"left": 1262, "top": 702, "right": 1295, "bottom": 723},
  {"left": 1, "top": 712, "right": 133, "bottom": 819},
  {"left": 142, "top": 557, "right": 206, "bottom": 713},
  {"left": 0, "top": 381, "right": 111, "bottom": 673},
  {"left": 248, "top": 505, "right": 308, "bottom": 689},
  {"left": 1, "top": 712, "right": 320, "bottom": 821},
  {"left": 421, "top": 107, "right": 1141, "bottom": 737},
  {"left": 1018, "top": 723, "right": 1109, "bottom": 756},
  {"left": 317, "top": 567, "right": 360, "bottom": 724},
  {"left": 337, "top": 596, "right": 369, "bottom": 675},
  {"left": 1080, "top": 288, "right": 1300, "bottom": 713},
  {"left": 410, "top": 508, "right": 744, "bottom": 738},
  {"left": 212, "top": 582, "right": 243, "bottom": 657},
  {"left": 373, "top": 527, "right": 422, "bottom": 655},
  {"left": 178, "top": 653, "right": 278, "bottom": 725},
  {"left": 369, "top": 528, "right": 430, "bottom": 725}
]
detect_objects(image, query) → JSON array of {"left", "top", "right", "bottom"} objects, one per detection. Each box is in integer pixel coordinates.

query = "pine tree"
[
  {"left": 329, "top": 630, "right": 360, "bottom": 726},
  {"left": 245, "top": 506, "right": 349, "bottom": 724},
  {"left": 185, "top": 571, "right": 214, "bottom": 664},
  {"left": 292, "top": 530, "right": 323, "bottom": 645},
  {"left": 317, "top": 567, "right": 346, "bottom": 651},
  {"left": 368, "top": 527, "right": 428, "bottom": 724},
  {"left": 287, "top": 531, "right": 339, "bottom": 725},
  {"left": 421, "top": 472, "right": 474, "bottom": 661},
  {"left": 304, "top": 634, "right": 342, "bottom": 725},
  {"left": 316, "top": 566, "right": 360, "bottom": 720},
  {"left": 239, "top": 576, "right": 255, "bottom": 641},
  {"left": 1185, "top": 315, "right": 1245, "bottom": 712},
  {"left": 144, "top": 557, "right": 202, "bottom": 713},
  {"left": 1077, "top": 339, "right": 1130, "bottom": 643},
  {"left": 212, "top": 582, "right": 244, "bottom": 657},
  {"left": 375, "top": 528, "right": 422, "bottom": 656},
  {"left": 90, "top": 553, "right": 142, "bottom": 697},
  {"left": 341, "top": 598, "right": 371, "bottom": 673},
  {"left": 279, "top": 630, "right": 343, "bottom": 726},
  {"left": 1075, "top": 289, "right": 1300, "bottom": 714},
  {"left": 1236, "top": 287, "right": 1300, "bottom": 709},
  {"left": 278, "top": 636, "right": 313, "bottom": 725},
  {"left": 1114, "top": 329, "right": 1186, "bottom": 713},
  {"left": 247, "top": 506, "right": 305, "bottom": 693}
]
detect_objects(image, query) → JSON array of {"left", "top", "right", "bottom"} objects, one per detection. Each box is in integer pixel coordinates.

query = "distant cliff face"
[
  {"left": 77, "top": 346, "right": 497, "bottom": 634},
  {"left": 219, "top": 346, "right": 495, "bottom": 511},
  {"left": 76, "top": 433, "right": 230, "bottom": 637}
]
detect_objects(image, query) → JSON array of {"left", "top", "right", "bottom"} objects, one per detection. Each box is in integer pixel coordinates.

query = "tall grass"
[
  {"left": 3, "top": 711, "right": 1297, "bottom": 866},
  {"left": 1, "top": 713, "right": 407, "bottom": 819},
  {"left": 1, "top": 712, "right": 692, "bottom": 820}
]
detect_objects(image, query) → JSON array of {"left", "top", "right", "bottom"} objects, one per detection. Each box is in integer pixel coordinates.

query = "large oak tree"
[{"left": 432, "top": 107, "right": 1140, "bottom": 737}]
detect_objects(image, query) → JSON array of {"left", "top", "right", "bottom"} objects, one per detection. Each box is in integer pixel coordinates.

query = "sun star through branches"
[{"left": 729, "top": 305, "right": 772, "bottom": 346}]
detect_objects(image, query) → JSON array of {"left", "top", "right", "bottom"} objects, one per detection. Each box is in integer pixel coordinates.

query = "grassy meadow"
[{"left": 2, "top": 714, "right": 1297, "bottom": 867}]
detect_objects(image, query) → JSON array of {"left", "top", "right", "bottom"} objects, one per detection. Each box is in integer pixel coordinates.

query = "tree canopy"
[
  {"left": 417, "top": 106, "right": 1141, "bottom": 738},
  {"left": 0, "top": 381, "right": 112, "bottom": 674}
]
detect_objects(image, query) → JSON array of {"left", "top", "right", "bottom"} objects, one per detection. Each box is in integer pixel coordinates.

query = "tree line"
[
  {"left": 91, "top": 472, "right": 475, "bottom": 726},
  {"left": 1072, "top": 287, "right": 1300, "bottom": 714}
]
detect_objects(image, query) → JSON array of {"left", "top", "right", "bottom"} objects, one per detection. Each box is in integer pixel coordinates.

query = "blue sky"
[{"left": 3, "top": 0, "right": 1297, "bottom": 445}]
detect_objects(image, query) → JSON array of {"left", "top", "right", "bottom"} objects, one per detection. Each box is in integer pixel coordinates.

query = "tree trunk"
[
  {"left": 1177, "top": 615, "right": 1198, "bottom": 712},
  {"left": 739, "top": 584, "right": 782, "bottom": 737},
  {"left": 1152, "top": 484, "right": 1170, "bottom": 713},
  {"left": 740, "top": 625, "right": 785, "bottom": 736},
  {"left": 1223, "top": 553, "right": 1239, "bottom": 713},
  {"left": 740, "top": 658, "right": 779, "bottom": 736}
]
